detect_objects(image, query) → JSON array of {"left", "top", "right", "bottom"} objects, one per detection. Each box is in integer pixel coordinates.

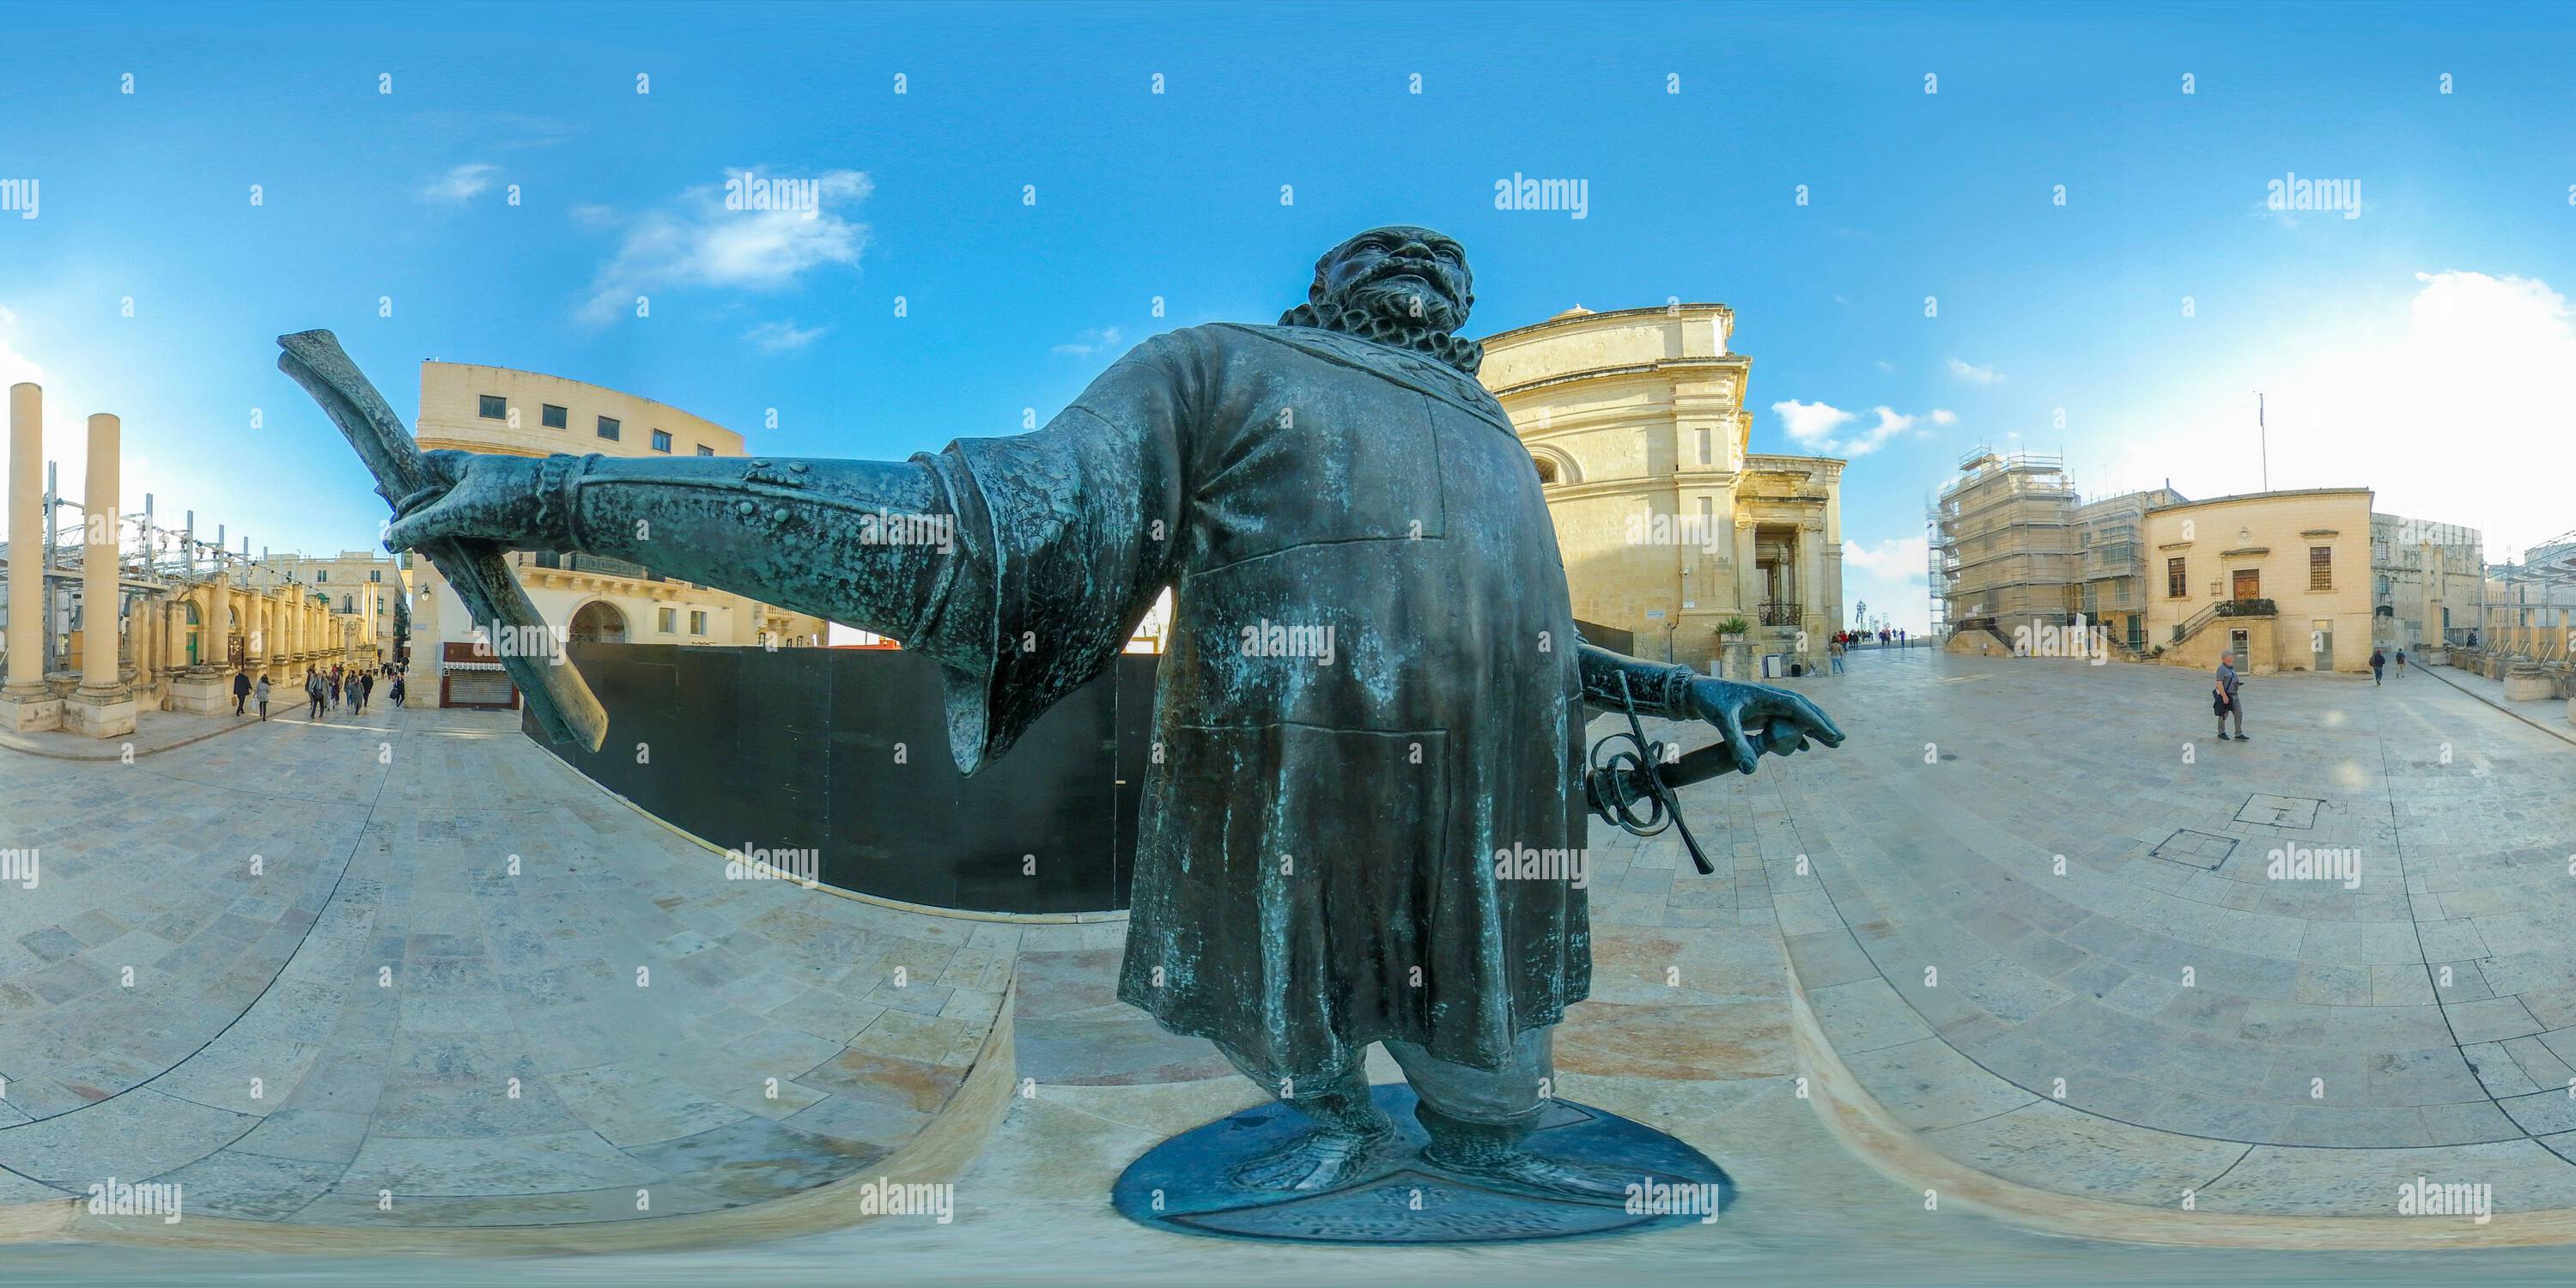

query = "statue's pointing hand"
[
  {"left": 1684, "top": 677, "right": 1844, "bottom": 776},
  {"left": 382, "top": 450, "right": 556, "bottom": 553}
]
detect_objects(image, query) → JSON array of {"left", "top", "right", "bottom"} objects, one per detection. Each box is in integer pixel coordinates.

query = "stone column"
[
  {"left": 207, "top": 576, "right": 231, "bottom": 671},
  {"left": 166, "top": 595, "right": 186, "bottom": 671},
  {"left": 64, "top": 412, "right": 135, "bottom": 737},
  {"left": 0, "top": 383, "right": 59, "bottom": 731}
]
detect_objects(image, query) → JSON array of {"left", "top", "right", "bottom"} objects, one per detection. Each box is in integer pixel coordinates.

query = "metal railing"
[{"left": 1758, "top": 601, "right": 1802, "bottom": 627}]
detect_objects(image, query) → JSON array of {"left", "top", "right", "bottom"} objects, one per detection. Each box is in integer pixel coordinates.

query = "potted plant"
[{"left": 1715, "top": 616, "right": 1752, "bottom": 641}]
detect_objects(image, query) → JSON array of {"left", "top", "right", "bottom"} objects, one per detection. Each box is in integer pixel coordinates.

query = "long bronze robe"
[{"left": 908, "top": 323, "right": 1590, "bottom": 1078}]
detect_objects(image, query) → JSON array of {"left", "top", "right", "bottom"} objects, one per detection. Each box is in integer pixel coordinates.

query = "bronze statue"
[{"left": 319, "top": 225, "right": 1842, "bottom": 1203}]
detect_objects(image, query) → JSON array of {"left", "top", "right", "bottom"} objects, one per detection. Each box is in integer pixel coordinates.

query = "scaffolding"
[{"left": 1929, "top": 447, "right": 2078, "bottom": 642}]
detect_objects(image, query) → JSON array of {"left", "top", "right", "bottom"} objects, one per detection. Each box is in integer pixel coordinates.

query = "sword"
[{"left": 276, "top": 330, "right": 608, "bottom": 751}]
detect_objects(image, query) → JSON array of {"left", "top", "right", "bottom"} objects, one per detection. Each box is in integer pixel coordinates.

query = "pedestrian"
[
  {"left": 2215, "top": 652, "right": 2247, "bottom": 741},
  {"left": 1828, "top": 637, "right": 1845, "bottom": 673},
  {"left": 254, "top": 674, "right": 270, "bottom": 720},
  {"left": 358, "top": 671, "right": 373, "bottom": 714},
  {"left": 2369, "top": 647, "right": 2385, "bottom": 686},
  {"left": 330, "top": 671, "right": 343, "bottom": 710},
  {"left": 391, "top": 674, "right": 406, "bottom": 708},
  {"left": 2395, "top": 648, "right": 2407, "bottom": 678},
  {"left": 307, "top": 671, "right": 325, "bottom": 720},
  {"left": 231, "top": 670, "right": 252, "bottom": 716}
]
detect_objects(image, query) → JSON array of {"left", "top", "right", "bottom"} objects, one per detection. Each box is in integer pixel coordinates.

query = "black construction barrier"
[{"left": 529, "top": 644, "right": 1153, "bottom": 914}]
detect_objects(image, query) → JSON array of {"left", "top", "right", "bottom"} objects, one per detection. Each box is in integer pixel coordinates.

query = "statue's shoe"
[
  {"left": 1226, "top": 1126, "right": 1395, "bottom": 1192},
  {"left": 1417, "top": 1145, "right": 1641, "bottom": 1207}
]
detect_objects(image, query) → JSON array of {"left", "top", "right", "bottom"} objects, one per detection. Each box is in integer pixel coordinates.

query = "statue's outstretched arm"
[
  {"left": 1576, "top": 640, "right": 1844, "bottom": 779},
  {"left": 382, "top": 451, "right": 977, "bottom": 647}
]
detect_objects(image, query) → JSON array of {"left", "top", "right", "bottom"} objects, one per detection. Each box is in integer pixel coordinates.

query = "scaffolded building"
[
  {"left": 1930, "top": 447, "right": 2078, "bottom": 648},
  {"left": 2073, "top": 487, "right": 2188, "bottom": 653}
]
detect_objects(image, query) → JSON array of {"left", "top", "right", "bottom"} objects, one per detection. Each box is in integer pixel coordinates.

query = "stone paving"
[
  {"left": 11, "top": 652, "right": 2576, "bottom": 1281},
  {"left": 0, "top": 705, "right": 1005, "bottom": 1230},
  {"left": 1764, "top": 649, "right": 2576, "bottom": 1214}
]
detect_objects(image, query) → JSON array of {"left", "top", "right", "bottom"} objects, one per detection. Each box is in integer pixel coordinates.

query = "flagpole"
[{"left": 2257, "top": 391, "right": 2268, "bottom": 491}]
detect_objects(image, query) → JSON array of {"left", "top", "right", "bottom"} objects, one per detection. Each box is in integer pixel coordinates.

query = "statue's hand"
[
  {"left": 381, "top": 450, "right": 556, "bottom": 553},
  {"left": 1684, "top": 677, "right": 1844, "bottom": 776}
]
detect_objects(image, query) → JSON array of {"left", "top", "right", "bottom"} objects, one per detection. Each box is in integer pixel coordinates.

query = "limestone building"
[
  {"left": 2369, "top": 513, "right": 2482, "bottom": 650},
  {"left": 2142, "top": 488, "right": 2376, "bottom": 675},
  {"left": 1479, "top": 304, "right": 1844, "bottom": 676},
  {"left": 407, "top": 362, "right": 828, "bottom": 709}
]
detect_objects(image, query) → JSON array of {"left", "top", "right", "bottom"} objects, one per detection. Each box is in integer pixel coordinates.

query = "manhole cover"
[
  {"left": 2152, "top": 829, "right": 2239, "bottom": 870},
  {"left": 2236, "top": 793, "right": 2322, "bottom": 828}
]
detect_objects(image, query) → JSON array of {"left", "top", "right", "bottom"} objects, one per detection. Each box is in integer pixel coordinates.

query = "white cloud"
[
  {"left": 0, "top": 303, "right": 17, "bottom": 325},
  {"left": 1930, "top": 409, "right": 1958, "bottom": 425},
  {"left": 1771, "top": 400, "right": 1929, "bottom": 458},
  {"left": 1053, "top": 326, "right": 1125, "bottom": 357},
  {"left": 423, "top": 162, "right": 499, "bottom": 203},
  {"left": 2108, "top": 269, "right": 2576, "bottom": 561},
  {"left": 577, "top": 169, "right": 872, "bottom": 325},
  {"left": 744, "top": 320, "right": 826, "bottom": 353},
  {"left": 1844, "top": 535, "right": 1929, "bottom": 579},
  {"left": 1873, "top": 360, "right": 1896, "bottom": 374},
  {"left": 1947, "top": 358, "right": 2002, "bottom": 385},
  {"left": 1772, "top": 399, "right": 1855, "bottom": 447}
]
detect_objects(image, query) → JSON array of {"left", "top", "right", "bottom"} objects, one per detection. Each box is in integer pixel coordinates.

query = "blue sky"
[{"left": 4, "top": 1, "right": 2574, "bottom": 632}]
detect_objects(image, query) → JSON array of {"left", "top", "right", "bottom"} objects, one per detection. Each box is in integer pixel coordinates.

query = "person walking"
[
  {"left": 2395, "top": 647, "right": 2407, "bottom": 678},
  {"left": 2215, "top": 652, "right": 2247, "bottom": 741},
  {"left": 1828, "top": 638, "right": 1846, "bottom": 674},
  {"left": 254, "top": 674, "right": 270, "bottom": 720},
  {"left": 390, "top": 673, "right": 406, "bottom": 708},
  {"left": 307, "top": 671, "right": 325, "bottom": 720},
  {"left": 2368, "top": 647, "right": 2385, "bottom": 686},
  {"left": 329, "top": 671, "right": 343, "bottom": 710},
  {"left": 231, "top": 670, "right": 252, "bottom": 716}
]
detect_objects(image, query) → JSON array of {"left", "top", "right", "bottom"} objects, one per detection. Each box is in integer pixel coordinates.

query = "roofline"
[
  {"left": 420, "top": 360, "right": 738, "bottom": 434},
  {"left": 2143, "top": 487, "right": 2373, "bottom": 516},
  {"left": 1478, "top": 303, "right": 1734, "bottom": 346}
]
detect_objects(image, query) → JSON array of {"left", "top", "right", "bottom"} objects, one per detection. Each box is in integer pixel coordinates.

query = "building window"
[
  {"left": 1531, "top": 456, "right": 1556, "bottom": 484},
  {"left": 2166, "top": 557, "right": 2186, "bottom": 598},
  {"left": 1696, "top": 428, "right": 1711, "bottom": 465},
  {"left": 689, "top": 610, "right": 708, "bottom": 635},
  {"left": 342, "top": 594, "right": 354, "bottom": 612},
  {"left": 651, "top": 428, "right": 672, "bottom": 453},
  {"left": 2310, "top": 546, "right": 2332, "bottom": 590},
  {"left": 657, "top": 607, "right": 677, "bottom": 635},
  {"left": 369, "top": 569, "right": 381, "bottom": 582},
  {"left": 478, "top": 394, "right": 507, "bottom": 420},
  {"left": 696, "top": 445, "right": 715, "bottom": 457},
  {"left": 597, "top": 416, "right": 621, "bottom": 441},
  {"left": 541, "top": 404, "right": 568, "bottom": 429},
  {"left": 316, "top": 570, "right": 328, "bottom": 581}
]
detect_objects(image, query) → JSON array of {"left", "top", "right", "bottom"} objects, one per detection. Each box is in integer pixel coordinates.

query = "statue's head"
[
  {"left": 1281, "top": 225, "right": 1484, "bottom": 374},
  {"left": 1304, "top": 225, "right": 1473, "bottom": 333}
]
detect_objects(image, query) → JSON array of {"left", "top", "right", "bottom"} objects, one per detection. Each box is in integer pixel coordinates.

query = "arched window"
[{"left": 1532, "top": 456, "right": 1558, "bottom": 484}]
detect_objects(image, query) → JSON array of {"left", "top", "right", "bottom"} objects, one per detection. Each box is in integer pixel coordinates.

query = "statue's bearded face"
[{"left": 1309, "top": 227, "right": 1473, "bottom": 334}]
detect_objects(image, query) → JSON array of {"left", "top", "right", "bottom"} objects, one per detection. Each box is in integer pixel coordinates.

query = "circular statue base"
[{"left": 1111, "top": 1083, "right": 1732, "bottom": 1244}]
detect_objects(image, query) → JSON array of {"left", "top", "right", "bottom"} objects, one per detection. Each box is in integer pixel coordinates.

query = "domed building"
[{"left": 1479, "top": 304, "right": 1843, "bottom": 675}]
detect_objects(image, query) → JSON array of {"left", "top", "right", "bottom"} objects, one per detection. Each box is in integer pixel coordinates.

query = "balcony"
[{"left": 1758, "top": 601, "right": 1802, "bottom": 628}]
